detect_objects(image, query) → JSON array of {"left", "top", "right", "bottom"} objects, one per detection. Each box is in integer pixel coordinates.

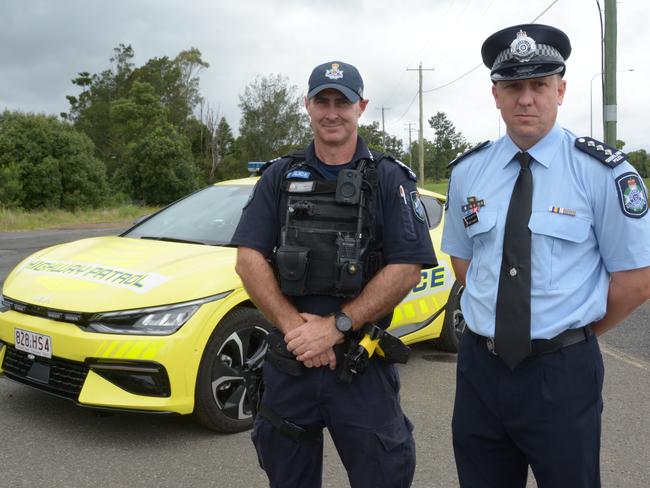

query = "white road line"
[{"left": 600, "top": 344, "right": 650, "bottom": 372}]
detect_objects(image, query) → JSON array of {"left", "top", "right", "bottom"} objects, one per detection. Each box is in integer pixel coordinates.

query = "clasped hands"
[{"left": 284, "top": 313, "right": 345, "bottom": 369}]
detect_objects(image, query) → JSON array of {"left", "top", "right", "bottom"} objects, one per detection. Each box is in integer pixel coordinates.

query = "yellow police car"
[{"left": 0, "top": 176, "right": 463, "bottom": 433}]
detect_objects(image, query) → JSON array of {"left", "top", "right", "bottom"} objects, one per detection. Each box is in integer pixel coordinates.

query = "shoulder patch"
[
  {"left": 575, "top": 137, "right": 627, "bottom": 168},
  {"left": 615, "top": 172, "right": 648, "bottom": 218},
  {"left": 447, "top": 141, "right": 490, "bottom": 167},
  {"left": 380, "top": 154, "right": 417, "bottom": 181}
]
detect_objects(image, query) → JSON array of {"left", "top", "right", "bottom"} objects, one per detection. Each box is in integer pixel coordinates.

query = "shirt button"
[{"left": 509, "top": 267, "right": 517, "bottom": 277}]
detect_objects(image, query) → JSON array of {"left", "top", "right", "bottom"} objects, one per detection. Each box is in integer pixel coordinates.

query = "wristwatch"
[{"left": 334, "top": 312, "right": 353, "bottom": 335}]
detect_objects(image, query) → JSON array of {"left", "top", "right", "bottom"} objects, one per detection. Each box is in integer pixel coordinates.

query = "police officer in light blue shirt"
[{"left": 442, "top": 24, "right": 650, "bottom": 488}]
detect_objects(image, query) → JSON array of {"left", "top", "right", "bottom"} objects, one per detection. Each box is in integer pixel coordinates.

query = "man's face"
[
  {"left": 305, "top": 89, "right": 368, "bottom": 147},
  {"left": 492, "top": 75, "right": 566, "bottom": 149}
]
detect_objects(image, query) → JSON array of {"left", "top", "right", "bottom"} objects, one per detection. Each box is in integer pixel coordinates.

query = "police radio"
[{"left": 335, "top": 169, "right": 362, "bottom": 205}]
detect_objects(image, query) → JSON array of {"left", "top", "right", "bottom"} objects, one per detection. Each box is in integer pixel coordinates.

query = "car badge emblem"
[
  {"left": 325, "top": 63, "right": 344, "bottom": 80},
  {"left": 510, "top": 30, "right": 537, "bottom": 62}
]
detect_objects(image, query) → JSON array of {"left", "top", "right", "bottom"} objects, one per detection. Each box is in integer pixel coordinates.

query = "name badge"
[
  {"left": 463, "top": 212, "right": 479, "bottom": 227},
  {"left": 288, "top": 181, "right": 315, "bottom": 193}
]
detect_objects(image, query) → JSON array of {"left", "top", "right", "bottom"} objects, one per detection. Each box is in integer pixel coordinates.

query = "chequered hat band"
[{"left": 494, "top": 43, "right": 563, "bottom": 65}]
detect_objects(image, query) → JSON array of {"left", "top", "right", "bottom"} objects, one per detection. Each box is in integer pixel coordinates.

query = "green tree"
[
  {"left": 0, "top": 162, "right": 22, "bottom": 208},
  {"left": 64, "top": 44, "right": 135, "bottom": 161},
  {"left": 410, "top": 138, "right": 437, "bottom": 180},
  {"left": 358, "top": 121, "right": 405, "bottom": 158},
  {"left": 130, "top": 48, "right": 209, "bottom": 132},
  {"left": 65, "top": 44, "right": 211, "bottom": 200},
  {"left": 238, "top": 74, "right": 311, "bottom": 161},
  {"left": 0, "top": 111, "right": 108, "bottom": 210},
  {"left": 428, "top": 112, "right": 468, "bottom": 179},
  {"left": 628, "top": 149, "right": 649, "bottom": 178},
  {"left": 124, "top": 124, "right": 200, "bottom": 205}
]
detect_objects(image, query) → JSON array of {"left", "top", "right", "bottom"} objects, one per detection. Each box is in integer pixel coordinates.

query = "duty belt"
[{"left": 467, "top": 325, "right": 593, "bottom": 357}]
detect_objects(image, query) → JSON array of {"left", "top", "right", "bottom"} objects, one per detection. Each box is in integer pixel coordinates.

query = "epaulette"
[
  {"left": 575, "top": 137, "right": 627, "bottom": 168},
  {"left": 447, "top": 141, "right": 491, "bottom": 167},
  {"left": 375, "top": 152, "right": 417, "bottom": 181},
  {"left": 257, "top": 150, "right": 306, "bottom": 175}
]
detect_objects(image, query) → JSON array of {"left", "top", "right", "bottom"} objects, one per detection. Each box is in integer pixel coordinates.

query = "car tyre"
[
  {"left": 194, "top": 307, "right": 272, "bottom": 433},
  {"left": 433, "top": 280, "right": 465, "bottom": 352}
]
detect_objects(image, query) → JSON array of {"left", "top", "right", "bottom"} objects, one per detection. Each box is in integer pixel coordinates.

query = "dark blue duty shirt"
[{"left": 231, "top": 136, "right": 437, "bottom": 322}]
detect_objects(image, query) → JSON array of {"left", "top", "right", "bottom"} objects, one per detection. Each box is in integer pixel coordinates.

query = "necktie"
[{"left": 494, "top": 151, "right": 533, "bottom": 369}]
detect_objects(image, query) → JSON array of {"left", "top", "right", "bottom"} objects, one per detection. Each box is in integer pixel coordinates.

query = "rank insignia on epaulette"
[{"left": 575, "top": 137, "right": 627, "bottom": 168}]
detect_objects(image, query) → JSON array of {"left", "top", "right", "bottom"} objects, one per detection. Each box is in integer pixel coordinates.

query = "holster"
[{"left": 265, "top": 329, "right": 303, "bottom": 376}]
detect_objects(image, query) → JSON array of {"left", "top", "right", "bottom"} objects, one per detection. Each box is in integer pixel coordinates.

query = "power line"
[
  {"left": 393, "top": 90, "right": 419, "bottom": 125},
  {"left": 531, "top": 0, "right": 560, "bottom": 23},
  {"left": 423, "top": 63, "right": 482, "bottom": 93},
  {"left": 421, "top": 0, "right": 561, "bottom": 94}
]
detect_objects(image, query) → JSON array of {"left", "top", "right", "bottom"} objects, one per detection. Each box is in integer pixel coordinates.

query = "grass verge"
[
  {"left": 0, "top": 205, "right": 160, "bottom": 232},
  {"left": 423, "top": 181, "right": 449, "bottom": 195}
]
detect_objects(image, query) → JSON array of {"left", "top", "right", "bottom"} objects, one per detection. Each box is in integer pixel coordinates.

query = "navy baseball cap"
[
  {"left": 307, "top": 61, "right": 364, "bottom": 102},
  {"left": 481, "top": 24, "right": 571, "bottom": 81}
]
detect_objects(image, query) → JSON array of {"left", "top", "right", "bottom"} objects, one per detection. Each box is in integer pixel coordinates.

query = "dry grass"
[{"left": 0, "top": 205, "right": 160, "bottom": 232}]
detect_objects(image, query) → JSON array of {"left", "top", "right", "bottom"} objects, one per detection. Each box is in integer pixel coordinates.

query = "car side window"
[{"left": 421, "top": 195, "right": 443, "bottom": 229}]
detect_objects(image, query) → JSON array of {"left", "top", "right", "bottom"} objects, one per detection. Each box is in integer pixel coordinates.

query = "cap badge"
[
  {"left": 510, "top": 30, "right": 537, "bottom": 62},
  {"left": 325, "top": 63, "right": 344, "bottom": 80}
]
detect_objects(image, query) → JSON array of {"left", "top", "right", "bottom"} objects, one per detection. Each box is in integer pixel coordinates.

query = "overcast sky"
[{"left": 1, "top": 0, "right": 647, "bottom": 153}]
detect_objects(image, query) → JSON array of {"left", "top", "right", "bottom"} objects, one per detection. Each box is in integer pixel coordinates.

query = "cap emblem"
[
  {"left": 510, "top": 30, "right": 537, "bottom": 62},
  {"left": 325, "top": 63, "right": 344, "bottom": 80}
]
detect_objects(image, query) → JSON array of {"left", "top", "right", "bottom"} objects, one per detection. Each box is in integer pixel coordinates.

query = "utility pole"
[
  {"left": 407, "top": 62, "right": 434, "bottom": 185},
  {"left": 603, "top": 0, "right": 617, "bottom": 145},
  {"left": 405, "top": 123, "right": 417, "bottom": 168},
  {"left": 376, "top": 106, "right": 391, "bottom": 151}
]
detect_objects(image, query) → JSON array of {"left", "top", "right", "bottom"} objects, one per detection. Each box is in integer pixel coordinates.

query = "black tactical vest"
[{"left": 273, "top": 153, "right": 383, "bottom": 298}]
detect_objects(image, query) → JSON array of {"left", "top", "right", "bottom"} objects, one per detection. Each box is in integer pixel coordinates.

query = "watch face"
[{"left": 335, "top": 313, "right": 353, "bottom": 333}]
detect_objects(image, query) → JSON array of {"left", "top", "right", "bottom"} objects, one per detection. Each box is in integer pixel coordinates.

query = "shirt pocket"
[
  {"left": 528, "top": 212, "right": 593, "bottom": 289},
  {"left": 465, "top": 209, "right": 498, "bottom": 283}
]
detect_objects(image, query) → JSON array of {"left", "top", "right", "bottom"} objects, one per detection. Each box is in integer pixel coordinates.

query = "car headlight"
[{"left": 86, "top": 292, "right": 231, "bottom": 335}]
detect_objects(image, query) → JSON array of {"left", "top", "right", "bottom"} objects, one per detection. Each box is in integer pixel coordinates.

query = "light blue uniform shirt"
[{"left": 442, "top": 124, "right": 650, "bottom": 339}]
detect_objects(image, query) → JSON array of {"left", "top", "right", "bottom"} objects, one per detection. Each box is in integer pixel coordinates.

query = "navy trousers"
[
  {"left": 252, "top": 357, "right": 415, "bottom": 488},
  {"left": 452, "top": 329, "right": 605, "bottom": 488}
]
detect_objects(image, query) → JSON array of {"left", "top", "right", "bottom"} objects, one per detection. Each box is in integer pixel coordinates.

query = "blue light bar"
[{"left": 247, "top": 162, "right": 265, "bottom": 174}]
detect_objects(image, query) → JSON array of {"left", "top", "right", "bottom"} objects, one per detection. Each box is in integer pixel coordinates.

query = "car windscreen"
[{"left": 124, "top": 185, "right": 253, "bottom": 246}]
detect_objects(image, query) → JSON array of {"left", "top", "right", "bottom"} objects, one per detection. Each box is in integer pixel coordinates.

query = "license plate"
[{"left": 14, "top": 328, "right": 52, "bottom": 359}]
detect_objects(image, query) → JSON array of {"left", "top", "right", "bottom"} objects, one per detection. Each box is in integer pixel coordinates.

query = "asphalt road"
[{"left": 1, "top": 228, "right": 649, "bottom": 488}]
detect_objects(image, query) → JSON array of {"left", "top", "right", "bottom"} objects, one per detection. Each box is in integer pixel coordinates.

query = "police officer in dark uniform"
[
  {"left": 442, "top": 24, "right": 650, "bottom": 487},
  {"left": 231, "top": 61, "right": 436, "bottom": 488}
]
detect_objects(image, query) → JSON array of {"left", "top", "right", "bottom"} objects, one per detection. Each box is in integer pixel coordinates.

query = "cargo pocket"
[
  {"left": 529, "top": 212, "right": 592, "bottom": 289},
  {"left": 374, "top": 416, "right": 416, "bottom": 488}
]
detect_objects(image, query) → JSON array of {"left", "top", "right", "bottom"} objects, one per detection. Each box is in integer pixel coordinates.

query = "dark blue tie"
[{"left": 495, "top": 151, "right": 533, "bottom": 369}]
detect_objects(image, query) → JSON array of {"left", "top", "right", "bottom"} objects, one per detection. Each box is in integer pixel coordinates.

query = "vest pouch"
[
  {"left": 337, "top": 261, "right": 363, "bottom": 295},
  {"left": 275, "top": 246, "right": 311, "bottom": 296}
]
